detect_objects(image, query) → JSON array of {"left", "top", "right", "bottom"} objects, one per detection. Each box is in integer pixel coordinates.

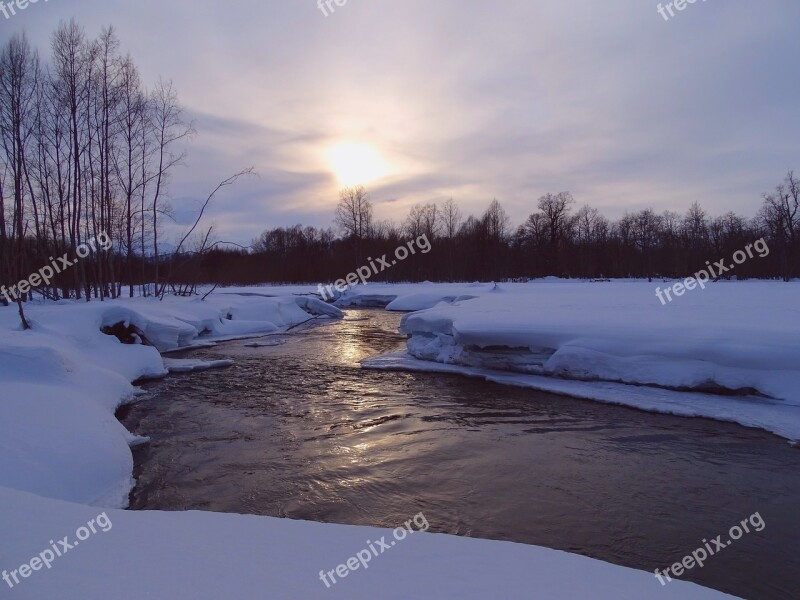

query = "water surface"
[{"left": 120, "top": 310, "right": 800, "bottom": 600}]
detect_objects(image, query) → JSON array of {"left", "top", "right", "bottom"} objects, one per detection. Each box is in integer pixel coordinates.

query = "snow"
[
  {"left": 1, "top": 282, "right": 775, "bottom": 598},
  {"left": 0, "top": 312, "right": 161, "bottom": 507},
  {"left": 349, "top": 280, "right": 800, "bottom": 443},
  {"left": 109, "top": 294, "right": 342, "bottom": 351},
  {"left": 0, "top": 486, "right": 737, "bottom": 599},
  {"left": 0, "top": 295, "right": 341, "bottom": 506},
  {"left": 163, "top": 357, "right": 235, "bottom": 373},
  {"left": 385, "top": 292, "right": 478, "bottom": 311}
]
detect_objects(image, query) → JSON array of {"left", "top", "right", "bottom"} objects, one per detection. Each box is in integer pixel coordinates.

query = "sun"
[{"left": 327, "top": 142, "right": 389, "bottom": 187}]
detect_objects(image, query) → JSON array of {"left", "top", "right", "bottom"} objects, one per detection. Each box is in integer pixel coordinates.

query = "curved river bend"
[{"left": 119, "top": 310, "right": 800, "bottom": 600}]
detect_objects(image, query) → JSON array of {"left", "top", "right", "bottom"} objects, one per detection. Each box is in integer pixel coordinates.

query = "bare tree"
[
  {"left": 335, "top": 185, "right": 372, "bottom": 263},
  {"left": 482, "top": 199, "right": 510, "bottom": 242},
  {"left": 759, "top": 171, "right": 799, "bottom": 281},
  {"left": 535, "top": 192, "right": 574, "bottom": 274},
  {"left": 0, "top": 33, "right": 39, "bottom": 326},
  {"left": 112, "top": 56, "right": 147, "bottom": 297},
  {"left": 159, "top": 167, "right": 255, "bottom": 298},
  {"left": 335, "top": 185, "right": 372, "bottom": 238},
  {"left": 147, "top": 78, "right": 194, "bottom": 296},
  {"left": 574, "top": 204, "right": 607, "bottom": 277},
  {"left": 441, "top": 198, "right": 461, "bottom": 240},
  {"left": 631, "top": 209, "right": 663, "bottom": 282},
  {"left": 404, "top": 202, "right": 440, "bottom": 239},
  {"left": 91, "top": 26, "right": 122, "bottom": 300},
  {"left": 51, "top": 19, "right": 93, "bottom": 299}
]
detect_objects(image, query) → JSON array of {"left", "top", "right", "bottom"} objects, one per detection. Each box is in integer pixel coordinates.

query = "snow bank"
[
  {"left": 351, "top": 281, "right": 800, "bottom": 442},
  {"left": 0, "top": 486, "right": 737, "bottom": 600},
  {"left": 163, "top": 358, "right": 235, "bottom": 373},
  {"left": 104, "top": 294, "right": 342, "bottom": 351},
  {"left": 0, "top": 294, "right": 342, "bottom": 508},
  {"left": 385, "top": 292, "right": 479, "bottom": 311},
  {"left": 217, "top": 282, "right": 493, "bottom": 311},
  {"left": 0, "top": 306, "right": 162, "bottom": 507},
  {"left": 334, "top": 283, "right": 489, "bottom": 310}
]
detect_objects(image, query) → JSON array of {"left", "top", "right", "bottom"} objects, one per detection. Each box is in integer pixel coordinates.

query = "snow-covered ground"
[
  {"left": 0, "top": 485, "right": 735, "bottom": 600},
  {"left": 1, "top": 283, "right": 775, "bottom": 598}
]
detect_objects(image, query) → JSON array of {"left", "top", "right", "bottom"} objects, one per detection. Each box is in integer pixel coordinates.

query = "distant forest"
[
  {"left": 1, "top": 23, "right": 798, "bottom": 308},
  {"left": 215, "top": 173, "right": 799, "bottom": 287}
]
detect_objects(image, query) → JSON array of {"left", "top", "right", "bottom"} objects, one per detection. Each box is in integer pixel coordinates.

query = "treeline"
[
  {"left": 191, "top": 173, "right": 799, "bottom": 286},
  {"left": 0, "top": 21, "right": 192, "bottom": 310}
]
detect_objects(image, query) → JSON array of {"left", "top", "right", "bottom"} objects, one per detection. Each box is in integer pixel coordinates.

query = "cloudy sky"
[{"left": 8, "top": 0, "right": 800, "bottom": 243}]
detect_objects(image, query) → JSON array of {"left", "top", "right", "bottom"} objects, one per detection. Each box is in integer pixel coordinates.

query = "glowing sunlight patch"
[{"left": 327, "top": 142, "right": 390, "bottom": 187}]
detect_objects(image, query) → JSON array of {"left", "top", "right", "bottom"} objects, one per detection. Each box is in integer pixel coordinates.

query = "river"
[{"left": 119, "top": 309, "right": 800, "bottom": 600}]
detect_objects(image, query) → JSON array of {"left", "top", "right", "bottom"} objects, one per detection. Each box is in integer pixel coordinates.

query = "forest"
[{"left": 224, "top": 177, "right": 799, "bottom": 287}]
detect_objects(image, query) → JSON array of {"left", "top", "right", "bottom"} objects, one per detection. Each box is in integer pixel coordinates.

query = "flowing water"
[{"left": 119, "top": 310, "right": 800, "bottom": 600}]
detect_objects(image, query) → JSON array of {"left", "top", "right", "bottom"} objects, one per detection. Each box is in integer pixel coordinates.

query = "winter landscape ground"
[{"left": 1, "top": 281, "right": 797, "bottom": 598}]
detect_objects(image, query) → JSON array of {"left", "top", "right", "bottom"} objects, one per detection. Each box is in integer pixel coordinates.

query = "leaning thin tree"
[{"left": 157, "top": 167, "right": 256, "bottom": 299}]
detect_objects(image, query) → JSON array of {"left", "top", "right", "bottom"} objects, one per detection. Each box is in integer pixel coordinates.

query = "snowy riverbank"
[
  {"left": 0, "top": 294, "right": 341, "bottom": 507},
  {"left": 0, "top": 484, "right": 736, "bottom": 600},
  {"left": 222, "top": 280, "right": 800, "bottom": 442},
  {"left": 0, "top": 288, "right": 751, "bottom": 598},
  {"left": 338, "top": 280, "right": 800, "bottom": 443}
]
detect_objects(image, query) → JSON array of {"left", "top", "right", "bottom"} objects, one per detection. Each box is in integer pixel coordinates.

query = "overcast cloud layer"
[{"left": 7, "top": 0, "right": 800, "bottom": 243}]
